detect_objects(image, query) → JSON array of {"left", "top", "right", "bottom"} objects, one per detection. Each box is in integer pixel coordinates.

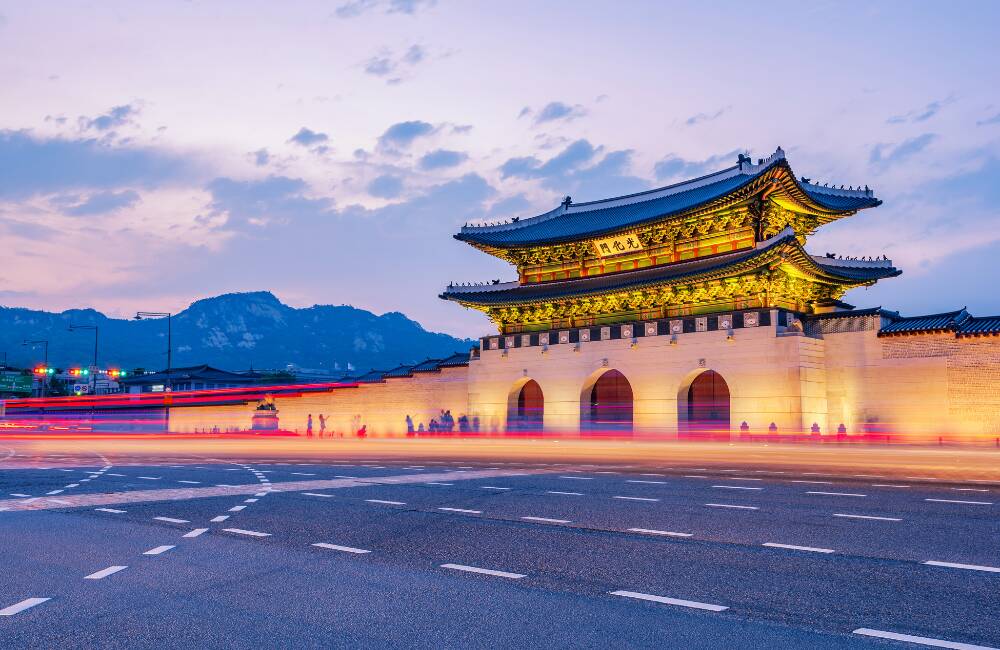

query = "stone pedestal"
[{"left": 251, "top": 410, "right": 280, "bottom": 431}]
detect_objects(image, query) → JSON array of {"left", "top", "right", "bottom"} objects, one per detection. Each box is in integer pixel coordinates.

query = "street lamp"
[
  {"left": 134, "top": 312, "right": 172, "bottom": 390},
  {"left": 68, "top": 324, "right": 99, "bottom": 392},
  {"left": 22, "top": 339, "right": 49, "bottom": 397}
]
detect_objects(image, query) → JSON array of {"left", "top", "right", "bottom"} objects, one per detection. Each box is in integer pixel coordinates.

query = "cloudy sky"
[{"left": 2, "top": 1, "right": 999, "bottom": 338}]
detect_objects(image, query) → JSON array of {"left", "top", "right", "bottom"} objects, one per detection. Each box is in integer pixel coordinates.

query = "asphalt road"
[{"left": 1, "top": 445, "right": 998, "bottom": 649}]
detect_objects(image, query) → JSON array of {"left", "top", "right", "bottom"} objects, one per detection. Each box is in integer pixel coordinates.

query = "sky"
[{"left": 1, "top": 0, "right": 999, "bottom": 338}]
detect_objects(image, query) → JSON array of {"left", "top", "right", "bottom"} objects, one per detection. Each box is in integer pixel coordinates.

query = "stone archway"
[
  {"left": 581, "top": 369, "right": 633, "bottom": 435},
  {"left": 679, "top": 370, "right": 730, "bottom": 440},
  {"left": 507, "top": 378, "right": 544, "bottom": 434}
]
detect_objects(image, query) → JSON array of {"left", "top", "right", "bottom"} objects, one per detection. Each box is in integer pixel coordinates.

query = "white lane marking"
[
  {"left": 334, "top": 475, "right": 358, "bottom": 479},
  {"left": 711, "top": 485, "right": 763, "bottom": 491},
  {"left": 45, "top": 490, "right": 63, "bottom": 495},
  {"left": 438, "top": 507, "right": 482, "bottom": 514},
  {"left": 547, "top": 491, "right": 583, "bottom": 496},
  {"left": 95, "top": 507, "right": 125, "bottom": 514},
  {"left": 833, "top": 513, "right": 902, "bottom": 522},
  {"left": 291, "top": 472, "right": 316, "bottom": 476},
  {"left": 244, "top": 498, "right": 258, "bottom": 503},
  {"left": 0, "top": 597, "right": 51, "bottom": 616},
  {"left": 872, "top": 484, "right": 911, "bottom": 488},
  {"left": 852, "top": 628, "right": 998, "bottom": 650},
  {"left": 628, "top": 528, "right": 693, "bottom": 538},
  {"left": 107, "top": 473, "right": 126, "bottom": 477},
  {"left": 153, "top": 517, "right": 190, "bottom": 524},
  {"left": 426, "top": 482, "right": 454, "bottom": 486},
  {"left": 807, "top": 491, "right": 867, "bottom": 497},
  {"left": 366, "top": 499, "right": 405, "bottom": 505},
  {"left": 627, "top": 480, "right": 667, "bottom": 484},
  {"left": 440, "top": 563, "right": 525, "bottom": 579},
  {"left": 706, "top": 503, "right": 758, "bottom": 510},
  {"left": 924, "top": 560, "right": 1000, "bottom": 573},
  {"left": 610, "top": 590, "right": 727, "bottom": 612},
  {"left": 925, "top": 498, "right": 993, "bottom": 505},
  {"left": 210, "top": 515, "right": 229, "bottom": 522},
  {"left": 255, "top": 492, "right": 268, "bottom": 497},
  {"left": 223, "top": 528, "right": 270, "bottom": 537},
  {"left": 84, "top": 565, "right": 128, "bottom": 580},
  {"left": 312, "top": 543, "right": 371, "bottom": 554},
  {"left": 183, "top": 528, "right": 209, "bottom": 538},
  {"left": 143, "top": 545, "right": 175, "bottom": 555},
  {"left": 178, "top": 480, "right": 201, "bottom": 485},
  {"left": 952, "top": 488, "right": 990, "bottom": 492},
  {"left": 640, "top": 473, "right": 666, "bottom": 477},
  {"left": 906, "top": 477, "right": 939, "bottom": 481},
  {"left": 480, "top": 486, "right": 511, "bottom": 490},
  {"left": 790, "top": 480, "right": 833, "bottom": 484},
  {"left": 228, "top": 506, "right": 246, "bottom": 512},
  {"left": 303, "top": 492, "right": 335, "bottom": 498},
  {"left": 559, "top": 476, "right": 593, "bottom": 480},
  {"left": 763, "top": 542, "right": 835, "bottom": 554},
  {"left": 137, "top": 476, "right": 161, "bottom": 480},
  {"left": 683, "top": 475, "right": 710, "bottom": 479},
  {"left": 613, "top": 496, "right": 659, "bottom": 502},
  {"left": 65, "top": 483, "right": 79, "bottom": 488},
  {"left": 521, "top": 516, "right": 571, "bottom": 524}
]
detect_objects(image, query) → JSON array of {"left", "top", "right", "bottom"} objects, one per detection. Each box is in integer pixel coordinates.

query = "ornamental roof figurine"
[{"left": 442, "top": 147, "right": 900, "bottom": 334}]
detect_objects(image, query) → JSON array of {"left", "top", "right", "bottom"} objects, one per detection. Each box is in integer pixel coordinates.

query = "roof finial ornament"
[
  {"left": 562, "top": 196, "right": 572, "bottom": 208},
  {"left": 801, "top": 176, "right": 811, "bottom": 184}
]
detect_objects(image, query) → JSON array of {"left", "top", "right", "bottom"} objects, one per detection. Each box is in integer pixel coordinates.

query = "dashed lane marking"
[
  {"left": 440, "top": 563, "right": 525, "bottom": 579},
  {"left": 210, "top": 515, "right": 229, "bottom": 523},
  {"left": 925, "top": 499, "right": 993, "bottom": 506},
  {"left": 628, "top": 528, "right": 693, "bottom": 538},
  {"left": 222, "top": 528, "right": 270, "bottom": 537},
  {"left": 852, "top": 628, "right": 998, "bottom": 650},
  {"left": 0, "top": 597, "right": 51, "bottom": 616},
  {"left": 178, "top": 480, "right": 201, "bottom": 485},
  {"left": 312, "top": 543, "right": 371, "bottom": 554},
  {"left": 807, "top": 491, "right": 867, "bottom": 497},
  {"left": 438, "top": 507, "right": 482, "bottom": 514},
  {"left": 521, "top": 516, "right": 571, "bottom": 524},
  {"left": 627, "top": 480, "right": 667, "bottom": 485},
  {"left": 480, "top": 486, "right": 511, "bottom": 490},
  {"left": 153, "top": 517, "right": 190, "bottom": 524},
  {"left": 10, "top": 493, "right": 30, "bottom": 498},
  {"left": 872, "top": 484, "right": 910, "bottom": 488},
  {"left": 366, "top": 499, "right": 405, "bottom": 505},
  {"left": 84, "top": 565, "right": 128, "bottom": 580},
  {"left": 303, "top": 492, "right": 335, "bottom": 498},
  {"left": 610, "top": 590, "right": 728, "bottom": 612},
  {"left": 45, "top": 490, "right": 63, "bottom": 495},
  {"left": 790, "top": 480, "right": 834, "bottom": 484},
  {"left": 547, "top": 491, "right": 584, "bottom": 496},
  {"left": 426, "top": 482, "right": 454, "bottom": 486},
  {"left": 183, "top": 528, "right": 209, "bottom": 538},
  {"left": 833, "top": 513, "right": 902, "bottom": 522},
  {"left": 711, "top": 485, "right": 763, "bottom": 491},
  {"left": 763, "top": 542, "right": 835, "bottom": 554},
  {"left": 613, "top": 496, "right": 659, "bottom": 502},
  {"left": 706, "top": 503, "right": 759, "bottom": 510},
  {"left": 228, "top": 506, "right": 246, "bottom": 512},
  {"left": 143, "top": 545, "right": 175, "bottom": 556},
  {"left": 559, "top": 476, "right": 593, "bottom": 480},
  {"left": 244, "top": 498, "right": 258, "bottom": 503},
  {"left": 924, "top": 560, "right": 1000, "bottom": 573},
  {"left": 951, "top": 488, "right": 990, "bottom": 492},
  {"left": 137, "top": 477, "right": 161, "bottom": 480},
  {"left": 65, "top": 483, "right": 79, "bottom": 488},
  {"left": 95, "top": 508, "right": 125, "bottom": 514}
]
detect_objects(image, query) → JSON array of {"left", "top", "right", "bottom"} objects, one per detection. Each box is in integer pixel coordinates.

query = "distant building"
[{"left": 119, "top": 365, "right": 264, "bottom": 393}]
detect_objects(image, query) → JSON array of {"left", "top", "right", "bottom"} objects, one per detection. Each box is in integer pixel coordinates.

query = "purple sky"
[{"left": 1, "top": 1, "right": 999, "bottom": 338}]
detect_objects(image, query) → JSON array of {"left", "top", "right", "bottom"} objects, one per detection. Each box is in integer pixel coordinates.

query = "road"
[{"left": 0, "top": 442, "right": 998, "bottom": 649}]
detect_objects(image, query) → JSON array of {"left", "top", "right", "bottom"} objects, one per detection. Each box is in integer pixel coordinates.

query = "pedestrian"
[
  {"left": 417, "top": 422, "right": 425, "bottom": 434},
  {"left": 405, "top": 414, "right": 414, "bottom": 436},
  {"left": 357, "top": 424, "right": 367, "bottom": 438},
  {"left": 306, "top": 414, "right": 313, "bottom": 437},
  {"left": 429, "top": 418, "right": 438, "bottom": 434},
  {"left": 318, "top": 414, "right": 327, "bottom": 438}
]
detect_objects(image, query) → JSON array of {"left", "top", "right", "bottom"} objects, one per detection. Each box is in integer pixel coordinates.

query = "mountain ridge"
[{"left": 0, "top": 291, "right": 476, "bottom": 373}]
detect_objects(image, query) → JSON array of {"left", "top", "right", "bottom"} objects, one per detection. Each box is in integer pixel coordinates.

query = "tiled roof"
[
  {"left": 879, "top": 309, "right": 970, "bottom": 335},
  {"left": 958, "top": 316, "right": 1000, "bottom": 336},
  {"left": 456, "top": 148, "right": 880, "bottom": 248},
  {"left": 443, "top": 232, "right": 899, "bottom": 307},
  {"left": 437, "top": 351, "right": 471, "bottom": 368},
  {"left": 808, "top": 306, "right": 899, "bottom": 320},
  {"left": 382, "top": 364, "right": 414, "bottom": 378},
  {"left": 120, "top": 365, "right": 260, "bottom": 385}
]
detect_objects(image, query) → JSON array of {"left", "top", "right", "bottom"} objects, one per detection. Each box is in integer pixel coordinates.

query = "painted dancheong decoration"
[{"left": 442, "top": 148, "right": 900, "bottom": 334}]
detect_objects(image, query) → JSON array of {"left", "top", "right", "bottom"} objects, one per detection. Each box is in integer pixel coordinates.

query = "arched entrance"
[
  {"left": 683, "top": 370, "right": 730, "bottom": 440},
  {"left": 510, "top": 379, "right": 544, "bottom": 432},
  {"left": 584, "top": 369, "right": 633, "bottom": 435}
]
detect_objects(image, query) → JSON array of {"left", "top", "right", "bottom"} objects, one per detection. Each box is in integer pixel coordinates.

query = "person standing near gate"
[{"left": 306, "top": 414, "right": 313, "bottom": 437}]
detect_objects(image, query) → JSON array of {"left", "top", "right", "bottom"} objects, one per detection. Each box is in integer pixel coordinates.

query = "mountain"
[{"left": 0, "top": 291, "right": 476, "bottom": 373}]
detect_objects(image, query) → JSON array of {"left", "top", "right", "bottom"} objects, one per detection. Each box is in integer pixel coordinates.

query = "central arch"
[
  {"left": 582, "top": 369, "right": 633, "bottom": 436},
  {"left": 507, "top": 378, "right": 544, "bottom": 434},
  {"left": 680, "top": 370, "right": 730, "bottom": 440}
]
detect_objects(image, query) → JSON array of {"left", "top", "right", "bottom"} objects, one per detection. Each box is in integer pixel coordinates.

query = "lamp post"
[
  {"left": 135, "top": 312, "right": 172, "bottom": 432},
  {"left": 22, "top": 339, "right": 49, "bottom": 397},
  {"left": 68, "top": 324, "right": 99, "bottom": 392}
]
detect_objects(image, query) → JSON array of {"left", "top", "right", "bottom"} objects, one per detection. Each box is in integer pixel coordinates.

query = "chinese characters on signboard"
[{"left": 591, "top": 234, "right": 644, "bottom": 257}]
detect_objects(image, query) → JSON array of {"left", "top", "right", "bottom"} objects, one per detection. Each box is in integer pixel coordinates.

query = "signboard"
[
  {"left": 0, "top": 374, "right": 33, "bottom": 395},
  {"left": 592, "top": 234, "right": 643, "bottom": 257}
]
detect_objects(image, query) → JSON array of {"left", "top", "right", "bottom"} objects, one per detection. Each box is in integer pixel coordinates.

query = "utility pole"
[
  {"left": 135, "top": 311, "right": 172, "bottom": 431},
  {"left": 69, "top": 324, "right": 99, "bottom": 392},
  {"left": 22, "top": 339, "right": 49, "bottom": 397}
]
